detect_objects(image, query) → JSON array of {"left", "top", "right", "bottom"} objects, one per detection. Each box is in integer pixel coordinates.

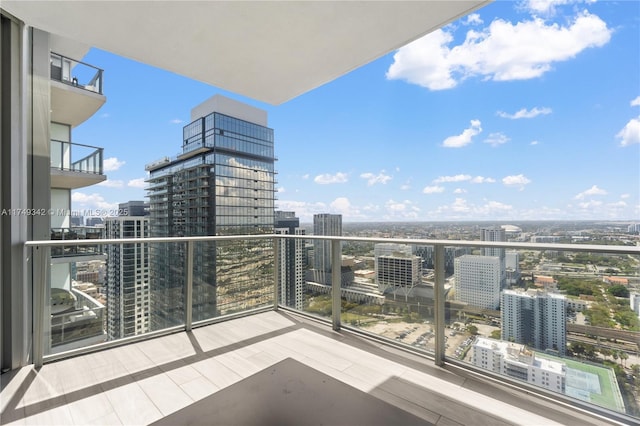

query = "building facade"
[
  {"left": 311, "top": 213, "right": 342, "bottom": 285},
  {"left": 472, "top": 337, "right": 566, "bottom": 393},
  {"left": 454, "top": 255, "right": 502, "bottom": 310},
  {"left": 374, "top": 243, "right": 421, "bottom": 297},
  {"left": 275, "top": 211, "right": 305, "bottom": 310},
  {"left": 501, "top": 289, "right": 567, "bottom": 355},
  {"left": 104, "top": 204, "right": 150, "bottom": 340},
  {"left": 146, "top": 95, "right": 275, "bottom": 329}
]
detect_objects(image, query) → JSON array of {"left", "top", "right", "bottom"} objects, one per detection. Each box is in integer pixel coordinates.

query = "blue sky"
[{"left": 73, "top": 0, "right": 640, "bottom": 223}]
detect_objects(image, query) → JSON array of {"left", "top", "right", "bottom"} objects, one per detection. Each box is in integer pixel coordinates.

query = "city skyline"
[{"left": 71, "top": 0, "right": 639, "bottom": 223}]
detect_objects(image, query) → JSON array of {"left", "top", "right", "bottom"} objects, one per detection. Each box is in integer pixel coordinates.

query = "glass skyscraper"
[{"left": 146, "top": 95, "right": 275, "bottom": 329}]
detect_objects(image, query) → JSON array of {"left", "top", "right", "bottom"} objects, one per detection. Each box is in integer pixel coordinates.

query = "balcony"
[
  {"left": 51, "top": 288, "right": 106, "bottom": 352},
  {"left": 50, "top": 140, "right": 106, "bottom": 189},
  {"left": 50, "top": 227, "right": 104, "bottom": 261},
  {"left": 3, "top": 235, "right": 638, "bottom": 425},
  {"left": 50, "top": 52, "right": 106, "bottom": 127}
]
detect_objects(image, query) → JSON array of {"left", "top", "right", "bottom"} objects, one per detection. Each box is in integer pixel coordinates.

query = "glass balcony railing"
[
  {"left": 50, "top": 226, "right": 104, "bottom": 257},
  {"left": 50, "top": 52, "right": 103, "bottom": 94},
  {"left": 25, "top": 234, "right": 640, "bottom": 423},
  {"left": 51, "top": 139, "right": 104, "bottom": 175}
]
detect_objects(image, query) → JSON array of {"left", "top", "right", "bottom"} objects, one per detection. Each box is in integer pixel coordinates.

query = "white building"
[
  {"left": 631, "top": 293, "right": 640, "bottom": 319},
  {"left": 374, "top": 244, "right": 422, "bottom": 298},
  {"left": 454, "top": 255, "right": 502, "bottom": 310},
  {"left": 502, "top": 289, "right": 567, "bottom": 355},
  {"left": 472, "top": 337, "right": 566, "bottom": 393}
]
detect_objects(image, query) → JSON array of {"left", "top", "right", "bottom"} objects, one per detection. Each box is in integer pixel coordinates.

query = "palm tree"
[{"left": 620, "top": 351, "right": 628, "bottom": 368}]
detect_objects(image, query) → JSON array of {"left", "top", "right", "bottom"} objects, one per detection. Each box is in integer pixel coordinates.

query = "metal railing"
[
  {"left": 51, "top": 140, "right": 104, "bottom": 175},
  {"left": 50, "top": 52, "right": 103, "bottom": 94},
  {"left": 50, "top": 226, "right": 104, "bottom": 257},
  {"left": 24, "top": 234, "right": 640, "bottom": 423}
]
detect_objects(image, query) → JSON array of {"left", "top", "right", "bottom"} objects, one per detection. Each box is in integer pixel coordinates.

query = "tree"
[
  {"left": 607, "top": 285, "right": 629, "bottom": 298},
  {"left": 490, "top": 330, "right": 501, "bottom": 339},
  {"left": 467, "top": 325, "right": 478, "bottom": 335},
  {"left": 620, "top": 351, "right": 629, "bottom": 368}
]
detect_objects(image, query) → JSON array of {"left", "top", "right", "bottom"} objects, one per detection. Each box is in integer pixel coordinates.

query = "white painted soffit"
[{"left": 3, "top": 1, "right": 490, "bottom": 105}]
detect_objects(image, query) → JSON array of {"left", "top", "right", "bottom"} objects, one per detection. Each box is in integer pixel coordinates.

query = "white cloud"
[
  {"left": 329, "top": 197, "right": 362, "bottom": 218},
  {"left": 71, "top": 192, "right": 118, "bottom": 210},
  {"left": 574, "top": 185, "right": 607, "bottom": 199},
  {"left": 442, "top": 120, "right": 482, "bottom": 148},
  {"left": 577, "top": 200, "right": 603, "bottom": 209},
  {"left": 616, "top": 117, "right": 640, "bottom": 147},
  {"left": 360, "top": 171, "right": 392, "bottom": 186},
  {"left": 523, "top": 0, "right": 597, "bottom": 16},
  {"left": 423, "top": 185, "right": 445, "bottom": 194},
  {"left": 464, "top": 13, "right": 483, "bottom": 26},
  {"left": 432, "top": 198, "right": 513, "bottom": 219},
  {"left": 103, "top": 157, "right": 125, "bottom": 171},
  {"left": 127, "top": 178, "right": 146, "bottom": 189},
  {"left": 277, "top": 187, "right": 285, "bottom": 193},
  {"left": 169, "top": 118, "right": 184, "bottom": 124},
  {"left": 384, "top": 200, "right": 420, "bottom": 220},
  {"left": 470, "top": 176, "right": 496, "bottom": 184},
  {"left": 433, "top": 174, "right": 471, "bottom": 183},
  {"left": 497, "top": 107, "right": 552, "bottom": 119},
  {"left": 502, "top": 174, "right": 531, "bottom": 190},
  {"left": 97, "top": 179, "right": 123, "bottom": 188},
  {"left": 621, "top": 193, "right": 630, "bottom": 199},
  {"left": 484, "top": 132, "right": 510, "bottom": 147},
  {"left": 386, "top": 10, "right": 611, "bottom": 90},
  {"left": 100, "top": 113, "right": 110, "bottom": 119},
  {"left": 530, "top": 140, "right": 540, "bottom": 145},
  {"left": 302, "top": 174, "right": 310, "bottom": 180},
  {"left": 631, "top": 96, "right": 640, "bottom": 107},
  {"left": 400, "top": 184, "right": 411, "bottom": 191},
  {"left": 454, "top": 188, "right": 467, "bottom": 194},
  {"left": 275, "top": 200, "right": 327, "bottom": 222},
  {"left": 314, "top": 172, "right": 348, "bottom": 184}
]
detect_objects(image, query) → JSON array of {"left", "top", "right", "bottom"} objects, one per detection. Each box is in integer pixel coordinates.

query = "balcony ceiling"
[
  {"left": 51, "top": 81, "right": 106, "bottom": 127},
  {"left": 3, "top": 1, "right": 489, "bottom": 105},
  {"left": 50, "top": 169, "right": 106, "bottom": 190}
]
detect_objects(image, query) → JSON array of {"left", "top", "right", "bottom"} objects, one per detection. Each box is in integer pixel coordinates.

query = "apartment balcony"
[
  {"left": 50, "top": 52, "right": 106, "bottom": 127},
  {"left": 50, "top": 140, "right": 106, "bottom": 189},
  {"left": 2, "top": 235, "right": 638, "bottom": 425},
  {"left": 51, "top": 288, "right": 106, "bottom": 352},
  {"left": 50, "top": 227, "right": 105, "bottom": 262}
]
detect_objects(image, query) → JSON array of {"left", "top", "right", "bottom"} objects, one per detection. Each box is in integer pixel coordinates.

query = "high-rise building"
[
  {"left": 415, "top": 245, "right": 469, "bottom": 274},
  {"left": 481, "top": 226, "right": 506, "bottom": 288},
  {"left": 501, "top": 289, "right": 567, "bottom": 355},
  {"left": 104, "top": 207, "right": 150, "bottom": 340},
  {"left": 118, "top": 200, "right": 149, "bottom": 217},
  {"left": 454, "top": 255, "right": 501, "bottom": 310},
  {"left": 630, "top": 293, "right": 640, "bottom": 319},
  {"left": 505, "top": 250, "right": 521, "bottom": 286},
  {"left": 374, "top": 243, "right": 422, "bottom": 297},
  {"left": 311, "top": 214, "right": 342, "bottom": 285},
  {"left": 146, "top": 95, "right": 275, "bottom": 328},
  {"left": 275, "top": 211, "right": 305, "bottom": 310}
]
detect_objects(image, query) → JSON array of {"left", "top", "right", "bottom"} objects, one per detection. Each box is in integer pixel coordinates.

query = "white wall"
[{"left": 51, "top": 188, "right": 70, "bottom": 228}]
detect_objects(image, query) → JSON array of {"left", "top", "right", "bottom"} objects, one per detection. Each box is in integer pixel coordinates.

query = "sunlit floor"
[{"left": 0, "top": 311, "right": 620, "bottom": 425}]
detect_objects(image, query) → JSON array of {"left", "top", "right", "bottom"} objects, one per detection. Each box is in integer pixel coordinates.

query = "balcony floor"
[{"left": 0, "top": 311, "right": 619, "bottom": 425}]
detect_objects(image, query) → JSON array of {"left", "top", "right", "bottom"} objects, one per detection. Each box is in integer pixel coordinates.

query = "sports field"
[{"left": 537, "top": 353, "right": 625, "bottom": 413}]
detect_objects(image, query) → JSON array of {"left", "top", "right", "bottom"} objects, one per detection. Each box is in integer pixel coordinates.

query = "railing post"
[
  {"left": 185, "top": 241, "right": 194, "bottom": 331},
  {"left": 273, "top": 236, "right": 280, "bottom": 311},
  {"left": 33, "top": 245, "right": 49, "bottom": 368},
  {"left": 434, "top": 244, "right": 445, "bottom": 366},
  {"left": 331, "top": 239, "right": 341, "bottom": 331}
]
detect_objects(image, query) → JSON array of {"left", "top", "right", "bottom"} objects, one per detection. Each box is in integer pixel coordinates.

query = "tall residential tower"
[{"left": 146, "top": 95, "right": 276, "bottom": 328}]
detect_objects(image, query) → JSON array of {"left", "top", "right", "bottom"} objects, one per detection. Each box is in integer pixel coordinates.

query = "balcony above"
[
  {"left": 50, "top": 52, "right": 106, "bottom": 127},
  {"left": 50, "top": 227, "right": 105, "bottom": 262},
  {"left": 50, "top": 140, "right": 105, "bottom": 189},
  {"left": 6, "top": 2, "right": 489, "bottom": 105}
]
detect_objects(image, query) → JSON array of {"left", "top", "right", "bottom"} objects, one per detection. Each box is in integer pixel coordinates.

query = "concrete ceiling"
[{"left": 3, "top": 1, "right": 490, "bottom": 105}]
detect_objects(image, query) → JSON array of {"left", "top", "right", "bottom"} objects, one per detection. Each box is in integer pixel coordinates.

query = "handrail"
[
  {"left": 50, "top": 52, "right": 103, "bottom": 94},
  {"left": 26, "top": 234, "right": 640, "bottom": 255}
]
